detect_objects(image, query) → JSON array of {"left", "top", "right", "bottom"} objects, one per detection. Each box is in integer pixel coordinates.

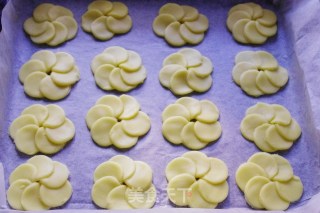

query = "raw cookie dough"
[
  {"left": 9, "top": 104, "right": 75, "bottom": 155},
  {"left": 86, "top": 95, "right": 150, "bottom": 149},
  {"left": 227, "top": 3, "right": 277, "bottom": 44},
  {"left": 7, "top": 155, "right": 72, "bottom": 210},
  {"left": 82, "top": 1, "right": 132, "bottom": 40},
  {"left": 24, "top": 3, "right": 78, "bottom": 46},
  {"left": 91, "top": 46, "right": 146, "bottom": 92},
  {"left": 153, "top": 3, "right": 209, "bottom": 46},
  {"left": 232, "top": 51, "right": 288, "bottom": 97},
  {"left": 162, "top": 97, "right": 221, "bottom": 150},
  {"left": 240, "top": 102, "right": 301, "bottom": 152},
  {"left": 166, "top": 151, "right": 228, "bottom": 208},
  {"left": 159, "top": 48, "right": 213, "bottom": 95},
  {"left": 19, "top": 50, "right": 80, "bottom": 100},
  {"left": 236, "top": 152, "right": 303, "bottom": 210},
  {"left": 92, "top": 155, "right": 156, "bottom": 209}
]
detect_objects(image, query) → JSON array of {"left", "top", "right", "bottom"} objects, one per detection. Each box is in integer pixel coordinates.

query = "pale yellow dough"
[
  {"left": 7, "top": 156, "right": 72, "bottom": 210},
  {"left": 232, "top": 50, "right": 288, "bottom": 97},
  {"left": 92, "top": 176, "right": 120, "bottom": 208},
  {"left": 92, "top": 156, "right": 156, "bottom": 209},
  {"left": 40, "top": 161, "right": 69, "bottom": 188},
  {"left": 109, "top": 123, "right": 138, "bottom": 149},
  {"left": 227, "top": 2, "right": 277, "bottom": 44},
  {"left": 232, "top": 51, "right": 289, "bottom": 97},
  {"left": 87, "top": 95, "right": 150, "bottom": 149},
  {"left": 167, "top": 174, "right": 195, "bottom": 206},
  {"left": 181, "top": 122, "right": 207, "bottom": 150},
  {"left": 7, "top": 179, "right": 32, "bottom": 210},
  {"left": 125, "top": 184, "right": 157, "bottom": 209},
  {"left": 15, "top": 125, "right": 39, "bottom": 155},
  {"left": 162, "top": 97, "right": 221, "bottom": 149},
  {"left": 166, "top": 151, "right": 228, "bottom": 208},
  {"left": 21, "top": 183, "right": 49, "bottom": 211},
  {"left": 182, "top": 151, "right": 210, "bottom": 178},
  {"left": 198, "top": 179, "right": 229, "bottom": 203},
  {"left": 202, "top": 158, "right": 228, "bottom": 184},
  {"left": 153, "top": 3, "right": 209, "bottom": 46},
  {"left": 24, "top": 3, "right": 77, "bottom": 46},
  {"left": 240, "top": 102, "right": 301, "bottom": 152},
  {"left": 159, "top": 48, "right": 213, "bottom": 95},
  {"left": 19, "top": 50, "right": 80, "bottom": 100},
  {"left": 9, "top": 114, "right": 38, "bottom": 139},
  {"left": 9, "top": 164, "right": 37, "bottom": 184},
  {"left": 165, "top": 157, "right": 196, "bottom": 181},
  {"left": 196, "top": 100, "right": 219, "bottom": 123},
  {"left": 39, "top": 181, "right": 72, "bottom": 208},
  {"left": 187, "top": 182, "right": 217, "bottom": 208},
  {"left": 94, "top": 161, "right": 123, "bottom": 183},
  {"left": 82, "top": 1, "right": 132, "bottom": 40},
  {"left": 162, "top": 104, "right": 190, "bottom": 121},
  {"left": 244, "top": 176, "right": 270, "bottom": 209},
  {"left": 35, "top": 127, "right": 65, "bottom": 154},
  {"left": 236, "top": 152, "right": 303, "bottom": 210},
  {"left": 9, "top": 104, "right": 75, "bottom": 155},
  {"left": 91, "top": 46, "right": 146, "bottom": 92},
  {"left": 162, "top": 116, "right": 188, "bottom": 145},
  {"left": 109, "top": 155, "right": 136, "bottom": 180},
  {"left": 106, "top": 185, "right": 132, "bottom": 210},
  {"left": 125, "top": 161, "right": 153, "bottom": 191}
]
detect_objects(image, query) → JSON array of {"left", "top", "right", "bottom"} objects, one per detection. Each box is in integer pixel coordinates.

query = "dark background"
[{"left": 0, "top": 0, "right": 7, "bottom": 31}]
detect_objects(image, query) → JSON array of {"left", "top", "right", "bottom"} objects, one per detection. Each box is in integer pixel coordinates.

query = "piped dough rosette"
[
  {"left": 92, "top": 155, "right": 156, "bottom": 209},
  {"left": 23, "top": 3, "right": 78, "bottom": 46},
  {"left": 232, "top": 51, "right": 288, "bottom": 97},
  {"left": 153, "top": 3, "right": 209, "bottom": 46},
  {"left": 240, "top": 102, "right": 301, "bottom": 152},
  {"left": 7, "top": 155, "right": 72, "bottom": 211},
  {"left": 166, "top": 151, "right": 228, "bottom": 208},
  {"left": 82, "top": 0, "right": 132, "bottom": 40},
  {"left": 162, "top": 97, "right": 221, "bottom": 150},
  {"left": 91, "top": 46, "right": 146, "bottom": 92},
  {"left": 86, "top": 95, "right": 151, "bottom": 149},
  {"left": 227, "top": 2, "right": 277, "bottom": 44},
  {"left": 159, "top": 48, "right": 213, "bottom": 95},
  {"left": 236, "top": 152, "right": 303, "bottom": 210},
  {"left": 9, "top": 104, "right": 75, "bottom": 155},
  {"left": 19, "top": 50, "right": 80, "bottom": 100}
]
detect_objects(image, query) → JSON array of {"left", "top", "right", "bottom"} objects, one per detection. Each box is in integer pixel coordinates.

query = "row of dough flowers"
[
  {"left": 7, "top": 152, "right": 303, "bottom": 211},
  {"left": 24, "top": 2, "right": 277, "bottom": 46},
  {"left": 19, "top": 47, "right": 288, "bottom": 101},
  {"left": 9, "top": 96, "right": 301, "bottom": 155}
]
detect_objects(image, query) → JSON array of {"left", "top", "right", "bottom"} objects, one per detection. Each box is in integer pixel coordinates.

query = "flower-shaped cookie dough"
[
  {"left": 86, "top": 95, "right": 151, "bottom": 149},
  {"left": 9, "top": 104, "right": 75, "bottom": 155},
  {"left": 166, "top": 151, "right": 228, "bottom": 208},
  {"left": 159, "top": 48, "right": 213, "bottom": 95},
  {"left": 19, "top": 50, "right": 80, "bottom": 100},
  {"left": 153, "top": 3, "right": 209, "bottom": 46},
  {"left": 232, "top": 51, "right": 288, "bottom": 97},
  {"left": 7, "top": 155, "right": 72, "bottom": 211},
  {"left": 236, "top": 152, "right": 303, "bottom": 210},
  {"left": 91, "top": 46, "right": 146, "bottom": 92},
  {"left": 227, "top": 2, "right": 277, "bottom": 44},
  {"left": 92, "top": 155, "right": 156, "bottom": 209},
  {"left": 23, "top": 3, "right": 78, "bottom": 46},
  {"left": 240, "top": 102, "right": 301, "bottom": 152},
  {"left": 162, "top": 97, "right": 221, "bottom": 150},
  {"left": 82, "top": 1, "right": 132, "bottom": 40}
]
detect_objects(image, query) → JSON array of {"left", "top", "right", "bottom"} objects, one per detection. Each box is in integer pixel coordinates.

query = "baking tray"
[{"left": 0, "top": 0, "right": 320, "bottom": 212}]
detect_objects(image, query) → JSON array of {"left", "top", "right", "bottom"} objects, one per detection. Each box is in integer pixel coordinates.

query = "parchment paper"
[{"left": 0, "top": 0, "right": 320, "bottom": 212}]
